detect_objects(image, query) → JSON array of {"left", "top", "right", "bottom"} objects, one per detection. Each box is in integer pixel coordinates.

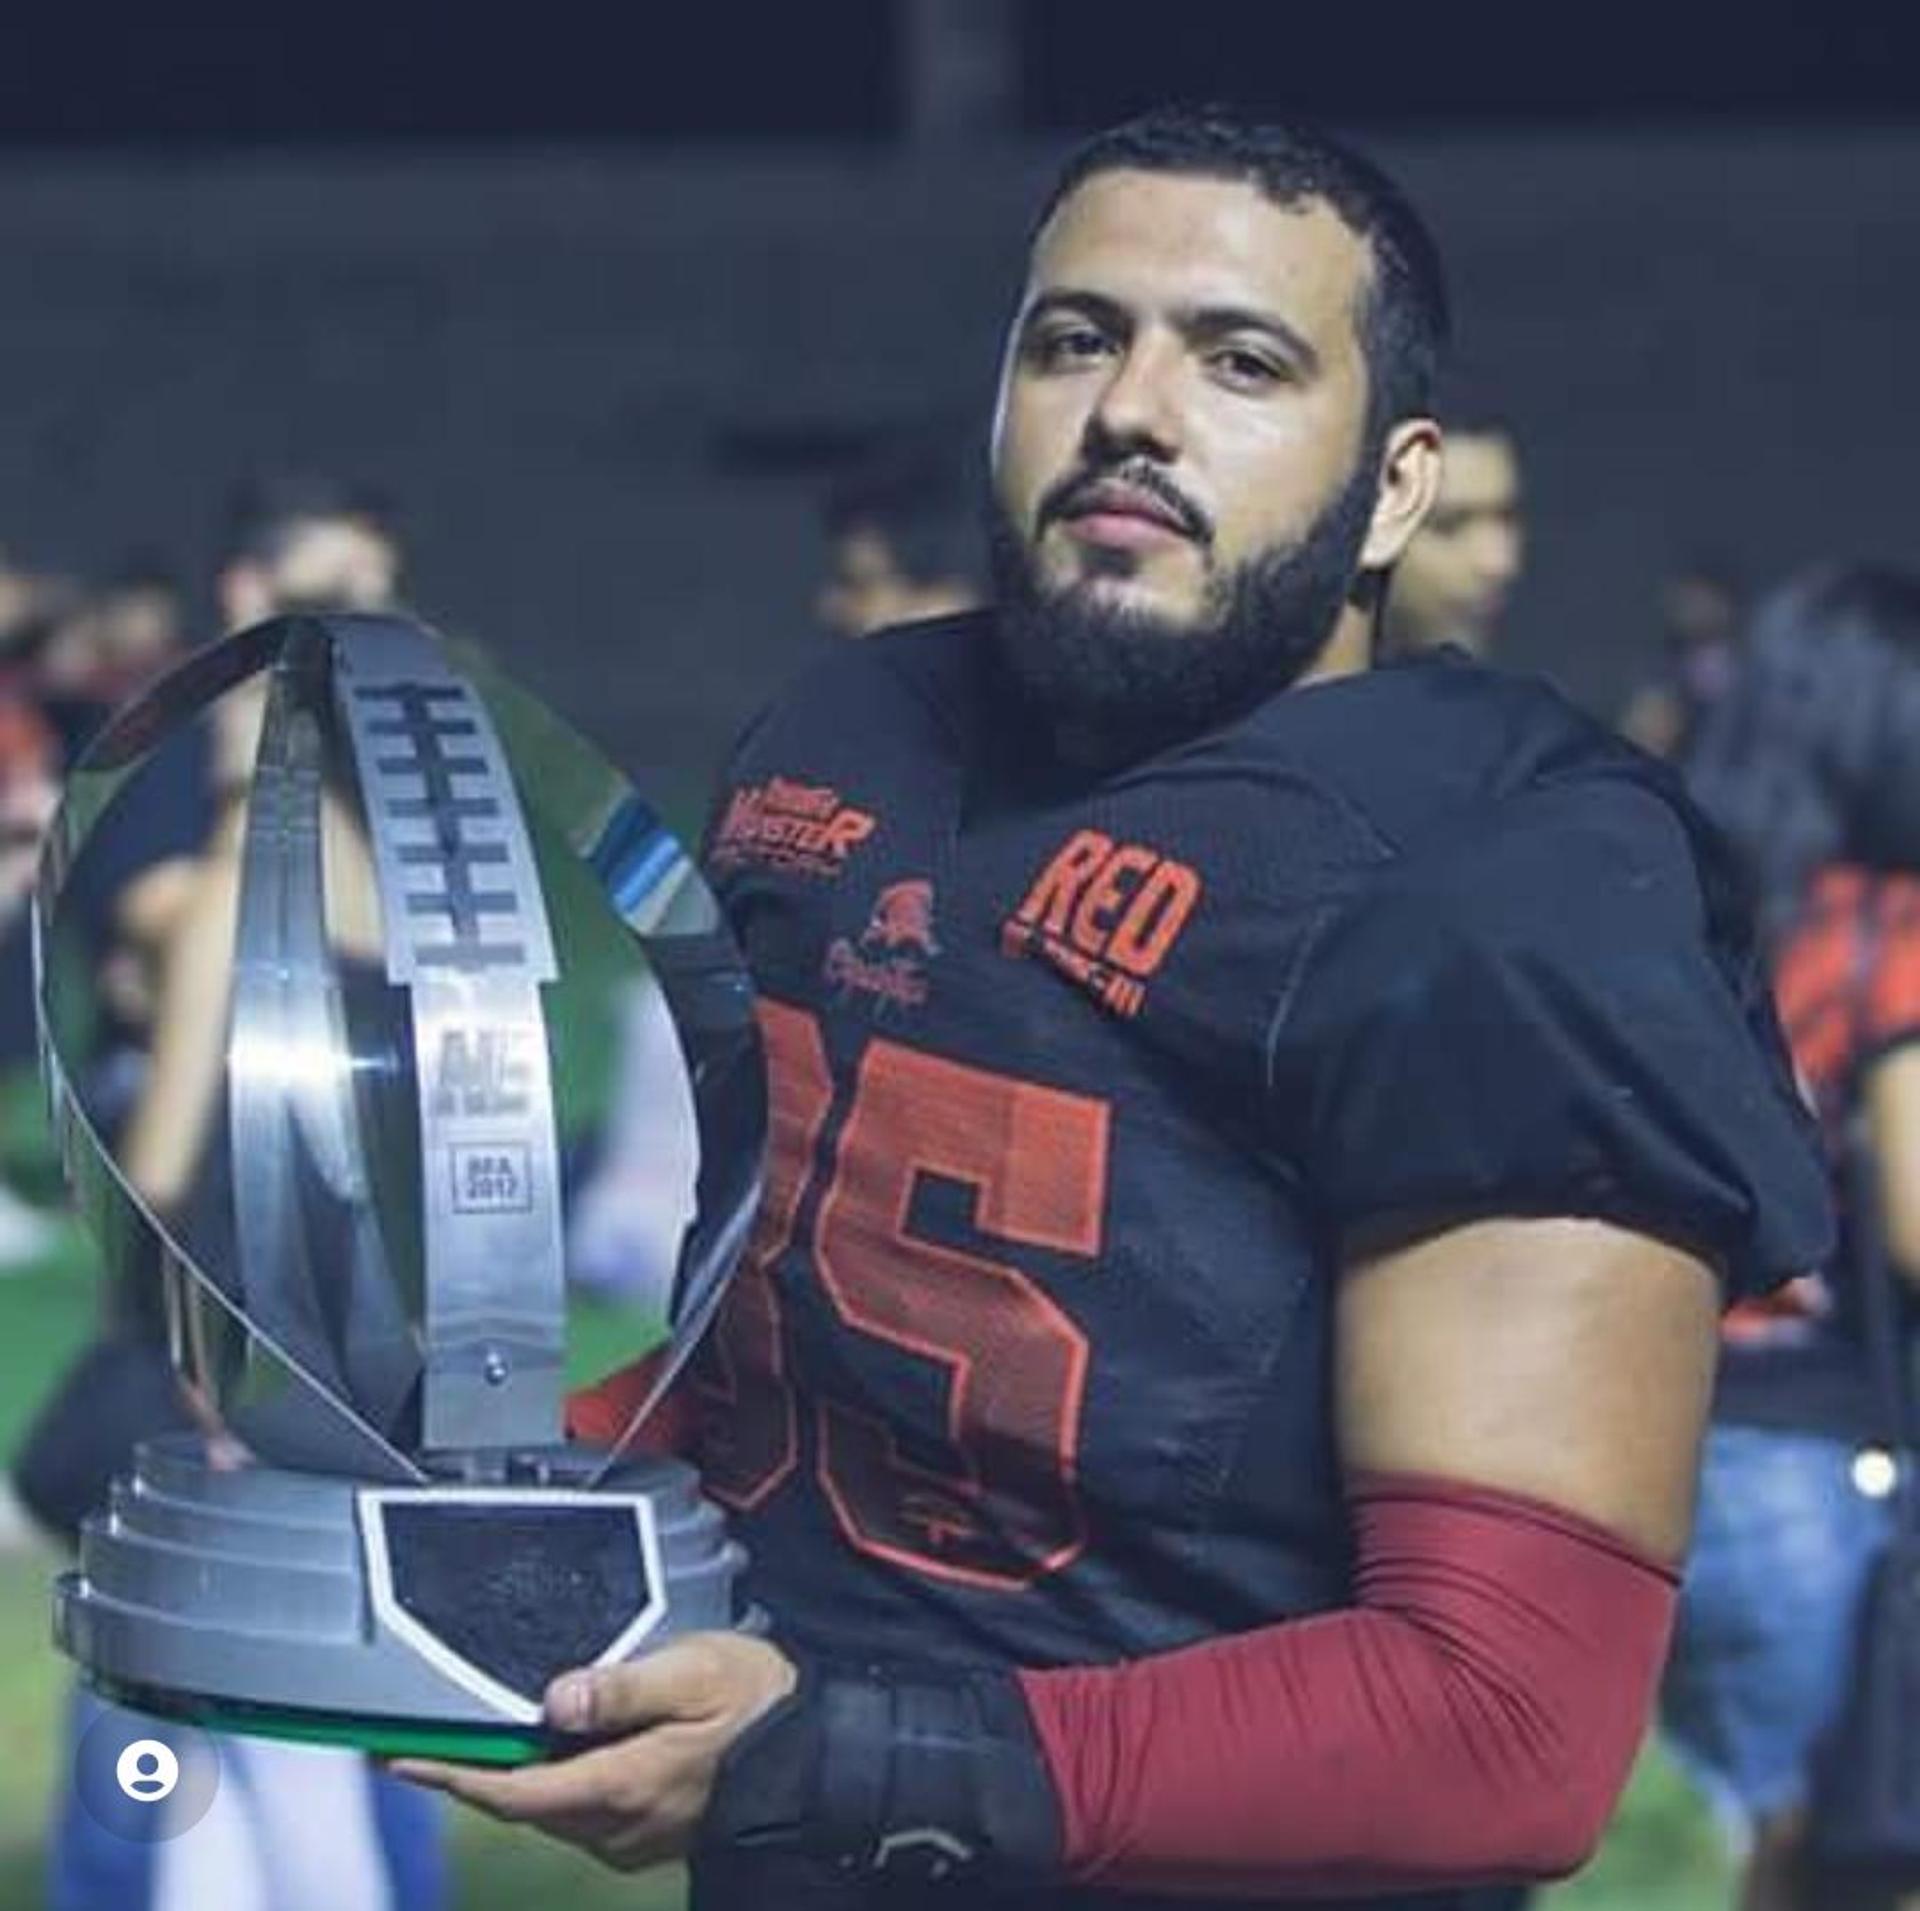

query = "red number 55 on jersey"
[{"left": 692, "top": 1000, "right": 1111, "bottom": 1592}]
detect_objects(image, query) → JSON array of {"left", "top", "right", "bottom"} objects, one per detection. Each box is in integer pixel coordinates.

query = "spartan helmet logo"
[{"left": 860, "top": 879, "right": 940, "bottom": 959}]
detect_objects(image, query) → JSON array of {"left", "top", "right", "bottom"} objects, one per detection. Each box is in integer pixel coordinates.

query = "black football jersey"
[{"left": 680, "top": 613, "right": 1829, "bottom": 1907}]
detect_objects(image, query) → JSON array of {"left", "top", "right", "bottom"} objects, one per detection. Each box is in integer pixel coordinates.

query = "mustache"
[{"left": 1037, "top": 461, "right": 1214, "bottom": 546}]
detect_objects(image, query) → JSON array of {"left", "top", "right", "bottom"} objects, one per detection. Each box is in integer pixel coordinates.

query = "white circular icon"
[
  {"left": 76, "top": 1713, "right": 217, "bottom": 1840},
  {"left": 115, "top": 1739, "right": 180, "bottom": 1804}
]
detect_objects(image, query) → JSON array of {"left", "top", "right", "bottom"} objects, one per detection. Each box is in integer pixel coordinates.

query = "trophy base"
[
  {"left": 57, "top": 1434, "right": 747, "bottom": 1764},
  {"left": 86, "top": 1672, "right": 553, "bottom": 1766}
]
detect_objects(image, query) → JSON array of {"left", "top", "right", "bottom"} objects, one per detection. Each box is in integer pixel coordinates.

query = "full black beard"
[{"left": 987, "top": 454, "right": 1381, "bottom": 763}]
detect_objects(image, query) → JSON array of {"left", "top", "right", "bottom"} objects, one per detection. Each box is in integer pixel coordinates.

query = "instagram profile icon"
[{"left": 75, "top": 1708, "right": 220, "bottom": 1841}]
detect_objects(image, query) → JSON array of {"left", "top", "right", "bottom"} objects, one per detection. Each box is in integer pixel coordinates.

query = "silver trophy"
[{"left": 35, "top": 612, "right": 763, "bottom": 1764}]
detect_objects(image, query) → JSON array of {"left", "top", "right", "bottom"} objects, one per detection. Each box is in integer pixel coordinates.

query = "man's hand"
[{"left": 391, "top": 1634, "right": 798, "bottom": 1872}]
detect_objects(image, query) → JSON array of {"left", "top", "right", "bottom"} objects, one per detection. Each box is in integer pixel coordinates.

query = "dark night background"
[
  {"left": 0, "top": 11, "right": 1913, "bottom": 1905},
  {"left": 3, "top": 5, "right": 1918, "bottom": 144},
  {"left": 0, "top": 0, "right": 1914, "bottom": 813}
]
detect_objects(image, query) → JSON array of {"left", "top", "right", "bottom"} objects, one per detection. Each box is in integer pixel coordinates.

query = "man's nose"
[{"left": 1084, "top": 337, "right": 1184, "bottom": 463}]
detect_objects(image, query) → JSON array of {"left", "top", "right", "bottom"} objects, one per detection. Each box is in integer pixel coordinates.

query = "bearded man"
[{"left": 401, "top": 106, "right": 1830, "bottom": 1911}]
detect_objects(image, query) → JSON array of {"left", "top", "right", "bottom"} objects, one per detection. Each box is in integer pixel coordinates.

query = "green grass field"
[{"left": 0, "top": 1247, "right": 1735, "bottom": 1910}]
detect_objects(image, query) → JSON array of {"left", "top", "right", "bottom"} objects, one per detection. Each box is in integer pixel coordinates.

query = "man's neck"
[{"left": 1297, "top": 605, "right": 1377, "bottom": 688}]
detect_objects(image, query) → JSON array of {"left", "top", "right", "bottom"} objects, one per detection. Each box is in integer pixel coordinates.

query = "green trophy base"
[{"left": 89, "top": 1673, "right": 552, "bottom": 1767}]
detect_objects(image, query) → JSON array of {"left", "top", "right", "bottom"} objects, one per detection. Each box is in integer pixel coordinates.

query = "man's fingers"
[
  {"left": 389, "top": 1742, "right": 660, "bottom": 1821},
  {"left": 544, "top": 1636, "right": 732, "bottom": 1734},
  {"left": 387, "top": 1649, "right": 777, "bottom": 1873}
]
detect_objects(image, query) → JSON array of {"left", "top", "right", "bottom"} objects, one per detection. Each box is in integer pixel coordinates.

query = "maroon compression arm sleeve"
[{"left": 1018, "top": 1473, "right": 1680, "bottom": 1898}]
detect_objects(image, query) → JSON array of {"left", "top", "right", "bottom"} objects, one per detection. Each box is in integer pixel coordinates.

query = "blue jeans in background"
[{"left": 1660, "top": 1421, "right": 1895, "bottom": 1853}]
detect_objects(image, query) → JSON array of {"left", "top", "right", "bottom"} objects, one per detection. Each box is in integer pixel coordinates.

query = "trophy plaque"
[{"left": 35, "top": 612, "right": 764, "bottom": 1764}]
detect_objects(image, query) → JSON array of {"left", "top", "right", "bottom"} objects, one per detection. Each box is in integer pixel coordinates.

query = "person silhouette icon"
[{"left": 115, "top": 1739, "right": 179, "bottom": 1804}]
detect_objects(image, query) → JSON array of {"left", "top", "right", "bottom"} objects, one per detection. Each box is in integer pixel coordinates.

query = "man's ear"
[{"left": 1360, "top": 418, "right": 1444, "bottom": 572}]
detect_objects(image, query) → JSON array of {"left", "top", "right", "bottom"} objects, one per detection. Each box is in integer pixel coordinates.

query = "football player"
[{"left": 399, "top": 107, "right": 1831, "bottom": 1911}]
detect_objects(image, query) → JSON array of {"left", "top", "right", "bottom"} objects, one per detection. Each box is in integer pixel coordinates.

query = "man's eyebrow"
[
  {"left": 1176, "top": 304, "right": 1321, "bottom": 375},
  {"left": 1018, "top": 288, "right": 1131, "bottom": 332},
  {"left": 1019, "top": 290, "right": 1323, "bottom": 377}
]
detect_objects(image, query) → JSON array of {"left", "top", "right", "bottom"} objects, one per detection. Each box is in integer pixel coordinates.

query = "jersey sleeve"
[{"left": 1264, "top": 772, "right": 1833, "bottom": 1294}]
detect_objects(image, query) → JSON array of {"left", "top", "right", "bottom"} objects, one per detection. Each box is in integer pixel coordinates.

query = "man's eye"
[
  {"left": 1210, "top": 347, "right": 1285, "bottom": 389},
  {"left": 1032, "top": 326, "right": 1111, "bottom": 368}
]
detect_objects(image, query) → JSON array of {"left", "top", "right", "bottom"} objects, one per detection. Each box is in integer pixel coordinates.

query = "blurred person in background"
[
  {"left": 1666, "top": 563, "right": 1920, "bottom": 1911},
  {"left": 0, "top": 560, "right": 94, "bottom": 1261},
  {"left": 94, "top": 560, "right": 188, "bottom": 678},
  {"left": 71, "top": 482, "right": 403, "bottom": 1094},
  {"left": 0, "top": 546, "right": 37, "bottom": 646},
  {"left": 23, "top": 562, "right": 199, "bottom": 1097},
  {"left": 1619, "top": 559, "right": 1745, "bottom": 763},
  {"left": 1379, "top": 404, "right": 1524, "bottom": 658},
  {"left": 0, "top": 681, "right": 63, "bottom": 1262},
  {"left": 25, "top": 475, "right": 444, "bottom": 1911},
  {"left": 215, "top": 472, "right": 401, "bottom": 630},
  {"left": 34, "top": 558, "right": 189, "bottom": 764},
  {"left": 25, "top": 476, "right": 408, "bottom": 1258},
  {"left": 0, "top": 547, "right": 82, "bottom": 1262},
  {"left": 0, "top": 547, "right": 77, "bottom": 670},
  {"left": 816, "top": 441, "right": 987, "bottom": 638}
]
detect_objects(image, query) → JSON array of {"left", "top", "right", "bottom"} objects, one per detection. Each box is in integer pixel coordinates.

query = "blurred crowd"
[
  {"left": 0, "top": 478, "right": 403, "bottom": 1230},
  {"left": 0, "top": 479, "right": 439, "bottom": 1911},
  {"left": 0, "top": 413, "right": 1909, "bottom": 1911}
]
